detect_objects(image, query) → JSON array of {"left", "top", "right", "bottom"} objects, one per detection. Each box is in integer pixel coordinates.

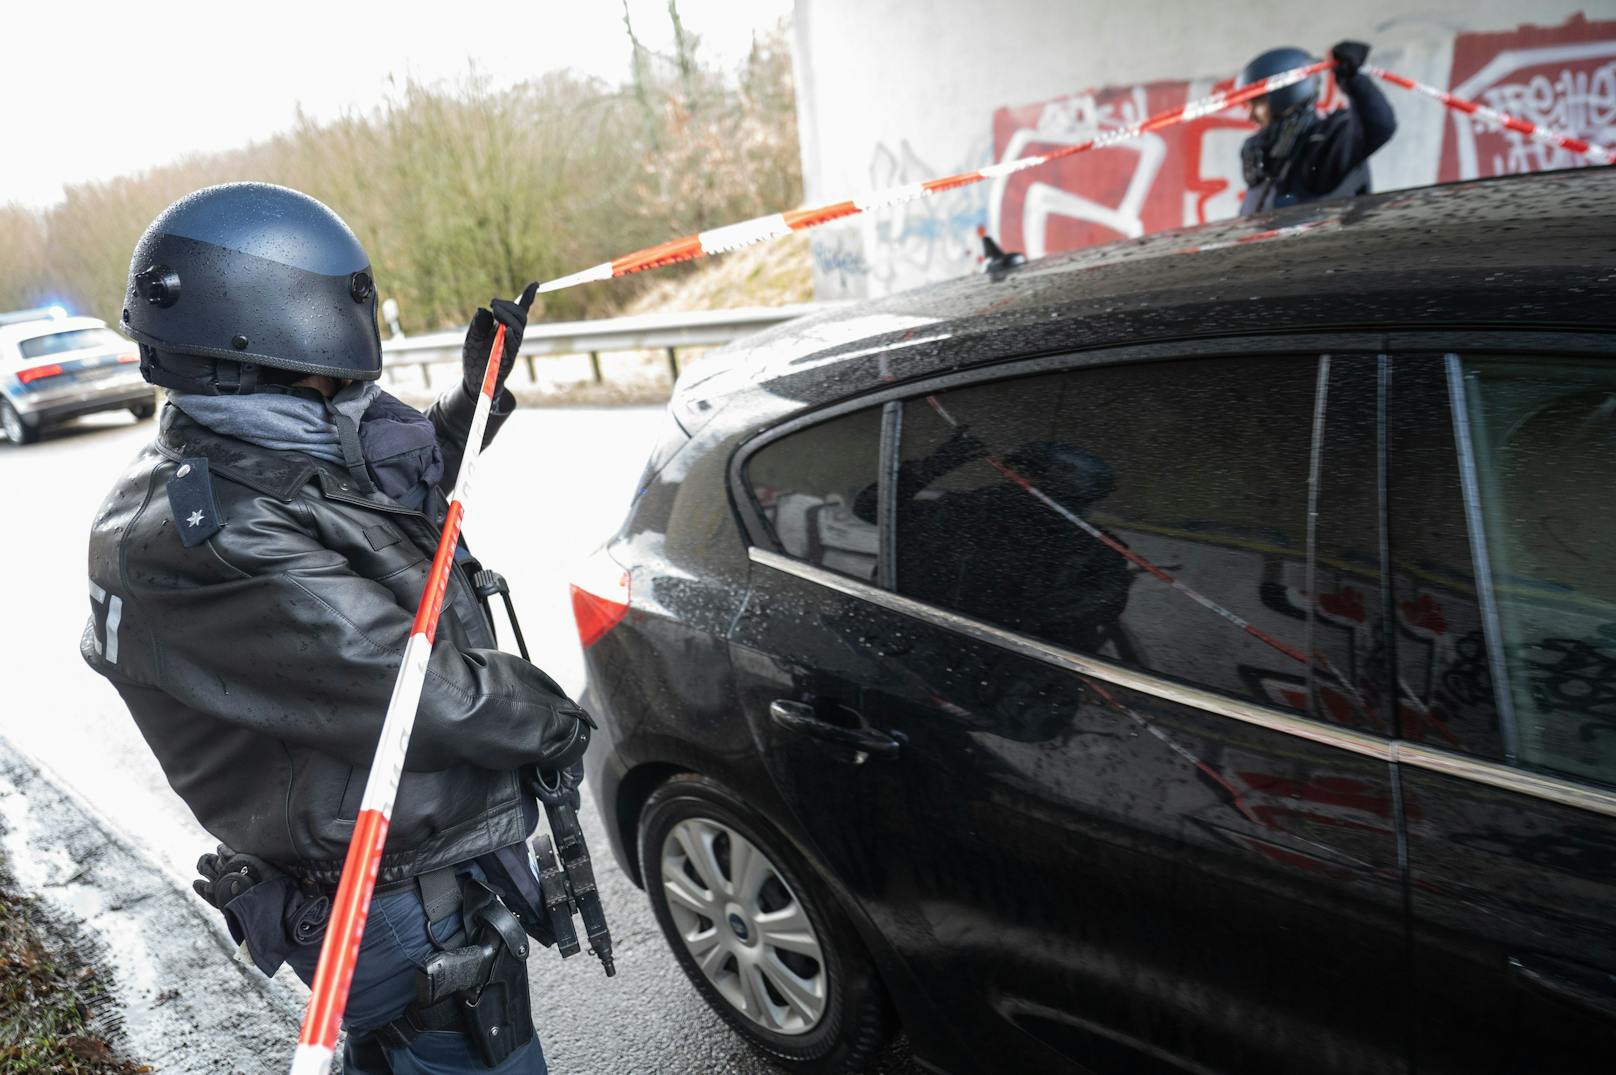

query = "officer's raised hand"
[
  {"left": 462, "top": 282, "right": 541, "bottom": 397},
  {"left": 1331, "top": 40, "right": 1370, "bottom": 83}
]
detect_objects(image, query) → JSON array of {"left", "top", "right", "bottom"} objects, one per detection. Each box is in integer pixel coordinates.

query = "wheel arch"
[{"left": 615, "top": 760, "right": 691, "bottom": 888}]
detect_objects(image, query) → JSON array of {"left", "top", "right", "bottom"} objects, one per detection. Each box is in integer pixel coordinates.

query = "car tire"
[
  {"left": 1, "top": 400, "right": 38, "bottom": 445},
  {"left": 128, "top": 399, "right": 157, "bottom": 420},
  {"left": 640, "top": 774, "right": 890, "bottom": 1073}
]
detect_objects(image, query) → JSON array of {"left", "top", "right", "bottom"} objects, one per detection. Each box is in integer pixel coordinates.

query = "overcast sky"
[{"left": 0, "top": 0, "right": 793, "bottom": 209}]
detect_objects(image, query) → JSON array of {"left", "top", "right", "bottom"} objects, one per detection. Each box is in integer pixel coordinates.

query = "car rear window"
[
  {"left": 18, "top": 328, "right": 124, "bottom": 359},
  {"left": 746, "top": 407, "right": 882, "bottom": 582},
  {"left": 894, "top": 356, "right": 1320, "bottom": 713}
]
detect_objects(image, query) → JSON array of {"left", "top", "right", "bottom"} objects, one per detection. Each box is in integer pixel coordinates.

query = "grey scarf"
[{"left": 168, "top": 381, "right": 382, "bottom": 467}]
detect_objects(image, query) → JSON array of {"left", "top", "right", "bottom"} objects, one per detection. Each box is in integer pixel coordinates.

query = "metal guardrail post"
[
  {"left": 525, "top": 355, "right": 537, "bottom": 381},
  {"left": 666, "top": 347, "right": 679, "bottom": 382},
  {"left": 589, "top": 352, "right": 602, "bottom": 385},
  {"left": 421, "top": 363, "right": 431, "bottom": 389}
]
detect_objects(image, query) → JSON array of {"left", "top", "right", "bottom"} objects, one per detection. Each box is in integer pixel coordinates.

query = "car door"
[
  {"left": 726, "top": 402, "right": 985, "bottom": 1061},
  {"left": 1387, "top": 352, "right": 1616, "bottom": 1074},
  {"left": 731, "top": 349, "right": 1411, "bottom": 1074}
]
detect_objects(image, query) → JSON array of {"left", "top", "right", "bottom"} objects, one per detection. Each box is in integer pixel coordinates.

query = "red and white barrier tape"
[
  {"left": 288, "top": 326, "right": 507, "bottom": 1075},
  {"left": 536, "top": 60, "right": 1611, "bottom": 297},
  {"left": 1366, "top": 65, "right": 1616, "bottom": 166},
  {"left": 536, "top": 61, "right": 1333, "bottom": 293}
]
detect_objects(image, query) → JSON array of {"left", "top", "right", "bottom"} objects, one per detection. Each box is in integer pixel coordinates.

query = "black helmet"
[
  {"left": 1005, "top": 442, "right": 1116, "bottom": 509},
  {"left": 1238, "top": 46, "right": 1321, "bottom": 120},
  {"left": 124, "top": 183, "right": 382, "bottom": 394}
]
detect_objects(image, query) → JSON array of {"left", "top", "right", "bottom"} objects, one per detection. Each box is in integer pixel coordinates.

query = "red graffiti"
[
  {"left": 1399, "top": 594, "right": 1449, "bottom": 639},
  {"left": 1439, "top": 15, "right": 1616, "bottom": 182},
  {"left": 989, "top": 14, "right": 1614, "bottom": 262},
  {"left": 1318, "top": 586, "right": 1368, "bottom": 626}
]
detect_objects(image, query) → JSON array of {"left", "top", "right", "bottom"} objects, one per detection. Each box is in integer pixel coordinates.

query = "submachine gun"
[
  {"left": 471, "top": 567, "right": 616, "bottom": 978},
  {"left": 531, "top": 769, "right": 615, "bottom": 976}
]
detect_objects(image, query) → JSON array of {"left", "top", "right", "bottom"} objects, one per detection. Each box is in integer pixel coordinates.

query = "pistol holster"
[{"left": 378, "top": 868, "right": 534, "bottom": 1067}]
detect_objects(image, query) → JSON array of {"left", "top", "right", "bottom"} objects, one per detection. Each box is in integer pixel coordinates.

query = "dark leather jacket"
[
  {"left": 1238, "top": 71, "right": 1398, "bottom": 216},
  {"left": 81, "top": 384, "right": 587, "bottom": 887}
]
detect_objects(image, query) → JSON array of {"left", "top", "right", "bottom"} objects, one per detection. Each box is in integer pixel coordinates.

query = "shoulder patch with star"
[{"left": 165, "top": 456, "right": 224, "bottom": 548}]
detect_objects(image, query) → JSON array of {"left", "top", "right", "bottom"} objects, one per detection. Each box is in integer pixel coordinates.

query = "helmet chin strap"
[
  {"left": 325, "top": 383, "right": 376, "bottom": 494},
  {"left": 212, "top": 360, "right": 259, "bottom": 395}
]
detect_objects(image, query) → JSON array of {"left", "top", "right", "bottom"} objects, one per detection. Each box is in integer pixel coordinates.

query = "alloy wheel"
[
  {"left": 661, "top": 818, "right": 828, "bottom": 1035},
  {"left": 1, "top": 404, "right": 23, "bottom": 443}
]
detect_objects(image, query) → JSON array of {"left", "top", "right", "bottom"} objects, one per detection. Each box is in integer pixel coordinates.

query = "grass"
[{"left": 0, "top": 849, "right": 146, "bottom": 1075}]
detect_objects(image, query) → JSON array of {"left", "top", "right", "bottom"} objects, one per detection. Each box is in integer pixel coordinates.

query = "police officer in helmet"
[
  {"left": 83, "top": 182, "right": 588, "bottom": 1072},
  {"left": 1238, "top": 41, "right": 1397, "bottom": 216}
]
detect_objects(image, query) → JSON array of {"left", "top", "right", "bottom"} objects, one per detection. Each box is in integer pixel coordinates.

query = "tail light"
[
  {"left": 117, "top": 353, "right": 139, "bottom": 364},
  {"left": 570, "top": 548, "right": 630, "bottom": 649},
  {"left": 17, "top": 363, "right": 63, "bottom": 384}
]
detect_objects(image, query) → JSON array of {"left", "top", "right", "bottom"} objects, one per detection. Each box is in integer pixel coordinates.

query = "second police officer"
[{"left": 1238, "top": 40, "right": 1398, "bottom": 215}]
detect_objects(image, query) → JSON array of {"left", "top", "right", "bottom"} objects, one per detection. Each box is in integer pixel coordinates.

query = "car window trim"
[
  {"left": 1306, "top": 355, "right": 1331, "bottom": 718},
  {"left": 749, "top": 544, "right": 1616, "bottom": 821},
  {"left": 1443, "top": 353, "right": 1522, "bottom": 765},
  {"left": 876, "top": 401, "right": 902, "bottom": 590}
]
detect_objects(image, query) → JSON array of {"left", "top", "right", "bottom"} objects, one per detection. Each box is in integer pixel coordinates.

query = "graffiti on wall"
[
  {"left": 1440, "top": 14, "right": 1616, "bottom": 181},
  {"left": 988, "top": 76, "right": 1276, "bottom": 256},
  {"left": 987, "top": 14, "right": 1616, "bottom": 264},
  {"left": 867, "top": 138, "right": 991, "bottom": 288}
]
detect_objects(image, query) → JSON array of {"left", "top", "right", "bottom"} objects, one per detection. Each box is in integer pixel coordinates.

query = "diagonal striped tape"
[{"left": 530, "top": 60, "right": 1611, "bottom": 300}]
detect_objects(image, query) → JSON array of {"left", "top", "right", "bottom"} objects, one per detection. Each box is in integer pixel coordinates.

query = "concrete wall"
[{"left": 792, "top": 1, "right": 1616, "bottom": 299}]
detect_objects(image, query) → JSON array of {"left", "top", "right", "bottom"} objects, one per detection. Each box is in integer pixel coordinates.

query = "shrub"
[{"left": 0, "top": 19, "right": 801, "bottom": 331}]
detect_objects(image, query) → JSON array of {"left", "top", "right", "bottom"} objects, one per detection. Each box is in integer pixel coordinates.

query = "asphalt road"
[{"left": 0, "top": 405, "right": 919, "bottom": 1074}]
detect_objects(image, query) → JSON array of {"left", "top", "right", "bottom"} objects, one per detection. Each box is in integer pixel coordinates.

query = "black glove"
[
  {"left": 1331, "top": 40, "right": 1370, "bottom": 83},
  {"left": 544, "top": 702, "right": 596, "bottom": 770},
  {"left": 1241, "top": 136, "right": 1269, "bottom": 187},
  {"left": 524, "top": 759, "right": 585, "bottom": 810},
  {"left": 193, "top": 844, "right": 283, "bottom": 909},
  {"left": 462, "top": 282, "right": 540, "bottom": 396}
]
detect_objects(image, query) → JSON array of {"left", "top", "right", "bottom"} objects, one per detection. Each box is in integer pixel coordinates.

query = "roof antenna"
[{"left": 977, "top": 226, "right": 1026, "bottom": 276}]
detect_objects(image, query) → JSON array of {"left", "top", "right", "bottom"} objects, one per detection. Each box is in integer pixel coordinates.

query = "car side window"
[
  {"left": 746, "top": 406, "right": 883, "bottom": 583},
  {"left": 894, "top": 356, "right": 1323, "bottom": 713},
  {"left": 1456, "top": 356, "right": 1616, "bottom": 786}
]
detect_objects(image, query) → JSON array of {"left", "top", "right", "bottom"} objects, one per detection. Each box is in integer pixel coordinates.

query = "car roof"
[
  {"left": 678, "top": 168, "right": 1616, "bottom": 430},
  {"left": 0, "top": 316, "right": 111, "bottom": 347}
]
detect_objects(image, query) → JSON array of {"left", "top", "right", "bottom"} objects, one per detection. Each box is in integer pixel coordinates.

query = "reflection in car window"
[
  {"left": 18, "top": 329, "right": 124, "bottom": 359},
  {"left": 747, "top": 407, "right": 882, "bottom": 582},
  {"left": 1387, "top": 359, "right": 1504, "bottom": 759},
  {"left": 1460, "top": 357, "right": 1616, "bottom": 786},
  {"left": 895, "top": 357, "right": 1319, "bottom": 712}
]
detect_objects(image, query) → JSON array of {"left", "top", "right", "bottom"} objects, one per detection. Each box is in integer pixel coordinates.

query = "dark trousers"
[{"left": 286, "top": 882, "right": 547, "bottom": 1074}]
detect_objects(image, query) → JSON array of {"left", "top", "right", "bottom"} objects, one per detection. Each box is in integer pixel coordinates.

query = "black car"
[{"left": 574, "top": 168, "right": 1616, "bottom": 1075}]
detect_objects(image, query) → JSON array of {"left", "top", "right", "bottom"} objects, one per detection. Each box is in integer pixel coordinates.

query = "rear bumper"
[{"left": 10, "top": 379, "right": 155, "bottom": 426}]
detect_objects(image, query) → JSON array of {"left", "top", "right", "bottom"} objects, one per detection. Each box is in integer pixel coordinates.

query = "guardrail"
[{"left": 379, "top": 303, "right": 827, "bottom": 387}]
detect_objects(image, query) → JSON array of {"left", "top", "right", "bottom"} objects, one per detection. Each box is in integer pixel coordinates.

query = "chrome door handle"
[{"left": 768, "top": 700, "right": 900, "bottom": 760}]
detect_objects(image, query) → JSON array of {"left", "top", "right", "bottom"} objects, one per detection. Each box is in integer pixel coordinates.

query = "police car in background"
[{"left": 0, "top": 311, "right": 155, "bottom": 445}]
